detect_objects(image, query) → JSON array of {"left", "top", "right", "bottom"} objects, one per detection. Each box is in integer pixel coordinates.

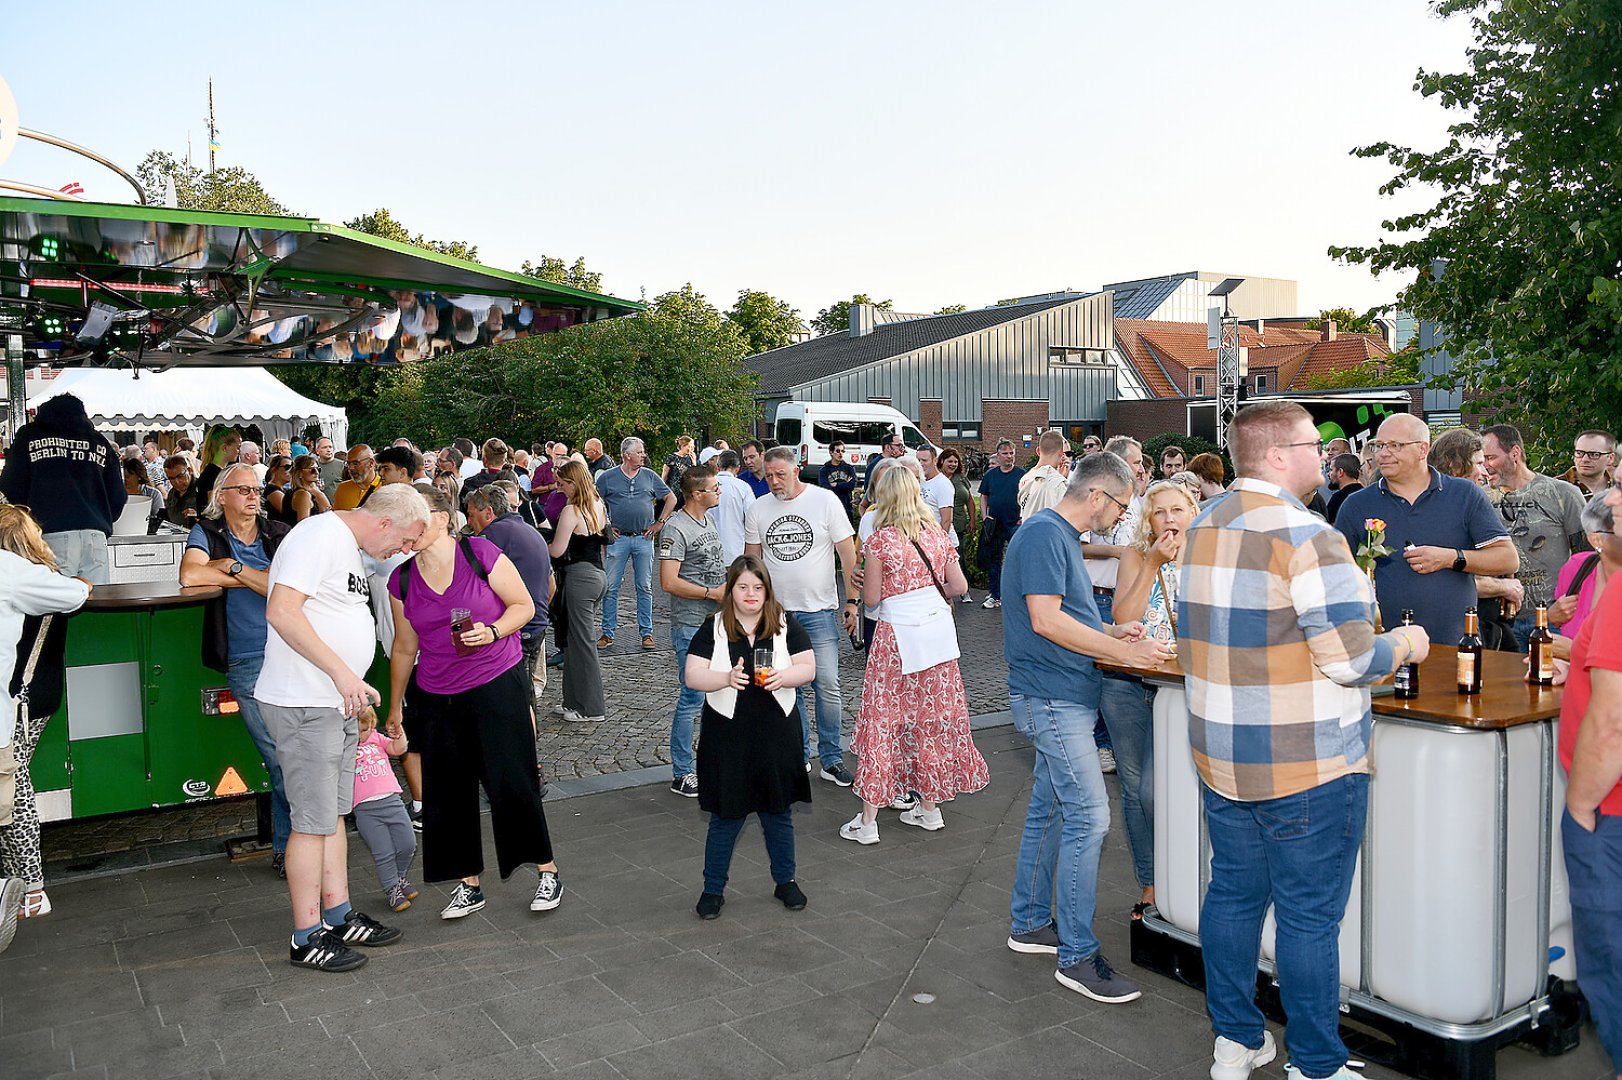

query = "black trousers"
[{"left": 418, "top": 663, "right": 554, "bottom": 882}]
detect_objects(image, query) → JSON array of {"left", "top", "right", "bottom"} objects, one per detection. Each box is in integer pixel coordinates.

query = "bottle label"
[
  {"left": 1537, "top": 645, "right": 1555, "bottom": 682},
  {"left": 1458, "top": 653, "right": 1476, "bottom": 688},
  {"left": 1395, "top": 666, "right": 1412, "bottom": 693}
]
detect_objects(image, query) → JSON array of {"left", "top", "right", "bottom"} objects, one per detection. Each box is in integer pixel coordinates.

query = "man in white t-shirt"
[
  {"left": 745, "top": 446, "right": 860, "bottom": 785},
  {"left": 1018, "top": 430, "right": 1071, "bottom": 523},
  {"left": 709, "top": 449, "right": 757, "bottom": 564},
  {"left": 917, "top": 447, "right": 957, "bottom": 547},
  {"left": 257, "top": 484, "right": 429, "bottom": 973}
]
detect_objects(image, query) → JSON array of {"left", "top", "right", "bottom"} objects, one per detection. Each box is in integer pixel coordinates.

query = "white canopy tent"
[{"left": 26, "top": 367, "right": 348, "bottom": 446}]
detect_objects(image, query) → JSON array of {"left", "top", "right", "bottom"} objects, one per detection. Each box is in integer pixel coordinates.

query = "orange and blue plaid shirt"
[{"left": 1176, "top": 478, "right": 1399, "bottom": 802}]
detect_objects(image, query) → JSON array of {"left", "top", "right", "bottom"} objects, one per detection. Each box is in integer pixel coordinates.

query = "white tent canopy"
[{"left": 27, "top": 367, "right": 348, "bottom": 446}]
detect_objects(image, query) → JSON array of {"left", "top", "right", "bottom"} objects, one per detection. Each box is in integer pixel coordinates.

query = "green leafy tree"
[
  {"left": 935, "top": 303, "right": 968, "bottom": 315},
  {"left": 519, "top": 256, "right": 605, "bottom": 294},
  {"left": 726, "top": 288, "right": 802, "bottom": 354},
  {"left": 343, "top": 208, "right": 479, "bottom": 262},
  {"left": 135, "top": 151, "right": 293, "bottom": 215},
  {"left": 1304, "top": 307, "right": 1379, "bottom": 334},
  {"left": 1299, "top": 351, "right": 1424, "bottom": 392},
  {"left": 1330, "top": 0, "right": 1622, "bottom": 457},
  {"left": 811, "top": 294, "right": 893, "bottom": 336}
]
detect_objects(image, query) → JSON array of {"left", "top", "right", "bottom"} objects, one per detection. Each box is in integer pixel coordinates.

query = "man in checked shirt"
[{"left": 1177, "top": 401, "right": 1430, "bottom": 1080}]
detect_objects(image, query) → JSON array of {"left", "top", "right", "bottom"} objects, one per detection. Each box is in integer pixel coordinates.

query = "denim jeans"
[
  {"left": 1098, "top": 676, "right": 1155, "bottom": 889},
  {"left": 789, "top": 608, "right": 845, "bottom": 768},
  {"left": 1509, "top": 609, "right": 1535, "bottom": 654},
  {"left": 1563, "top": 809, "right": 1622, "bottom": 1073},
  {"left": 704, "top": 811, "right": 795, "bottom": 894},
  {"left": 1007, "top": 693, "right": 1112, "bottom": 969},
  {"left": 1091, "top": 592, "right": 1116, "bottom": 752},
  {"left": 670, "top": 623, "right": 704, "bottom": 778},
  {"left": 986, "top": 520, "right": 1016, "bottom": 601},
  {"left": 227, "top": 654, "right": 290, "bottom": 853},
  {"left": 1201, "top": 773, "right": 1368, "bottom": 1079},
  {"left": 601, "top": 534, "right": 654, "bottom": 639},
  {"left": 43, "top": 529, "right": 110, "bottom": 585}
]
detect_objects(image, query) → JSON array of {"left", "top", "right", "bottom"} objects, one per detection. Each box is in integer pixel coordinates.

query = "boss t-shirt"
[{"left": 256, "top": 513, "right": 379, "bottom": 709}]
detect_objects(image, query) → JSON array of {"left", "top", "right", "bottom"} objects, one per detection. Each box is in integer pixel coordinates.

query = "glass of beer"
[{"left": 753, "top": 646, "right": 773, "bottom": 687}]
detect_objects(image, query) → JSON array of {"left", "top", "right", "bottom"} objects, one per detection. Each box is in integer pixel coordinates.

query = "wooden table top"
[
  {"left": 1100, "top": 644, "right": 1560, "bottom": 730},
  {"left": 86, "top": 582, "right": 222, "bottom": 610}
]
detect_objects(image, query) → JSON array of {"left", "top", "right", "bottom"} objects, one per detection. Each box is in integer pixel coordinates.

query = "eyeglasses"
[
  {"left": 1370, "top": 440, "right": 1422, "bottom": 454},
  {"left": 219, "top": 485, "right": 259, "bottom": 497},
  {"left": 352, "top": 457, "right": 375, "bottom": 466},
  {"left": 1093, "top": 488, "right": 1132, "bottom": 514},
  {"left": 692, "top": 486, "right": 720, "bottom": 495},
  {"left": 1280, "top": 439, "right": 1326, "bottom": 454},
  {"left": 1575, "top": 449, "right": 1614, "bottom": 459}
]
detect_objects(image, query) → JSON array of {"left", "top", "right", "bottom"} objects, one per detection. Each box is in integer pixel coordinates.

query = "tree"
[
  {"left": 1299, "top": 351, "right": 1424, "bottom": 392},
  {"left": 519, "top": 256, "right": 605, "bottom": 294},
  {"left": 1304, "top": 307, "right": 1379, "bottom": 334},
  {"left": 811, "top": 294, "right": 893, "bottom": 336},
  {"left": 1330, "top": 0, "right": 1622, "bottom": 457},
  {"left": 935, "top": 303, "right": 968, "bottom": 315},
  {"left": 135, "top": 151, "right": 293, "bottom": 215},
  {"left": 343, "top": 208, "right": 479, "bottom": 262},
  {"left": 726, "top": 288, "right": 802, "bottom": 354}
]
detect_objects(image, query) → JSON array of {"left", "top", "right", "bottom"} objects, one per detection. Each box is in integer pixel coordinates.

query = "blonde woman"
[
  {"left": 196, "top": 425, "right": 243, "bottom": 506},
  {"left": 661, "top": 435, "right": 698, "bottom": 507},
  {"left": 547, "top": 460, "right": 608, "bottom": 722},
  {"left": 841, "top": 464, "right": 985, "bottom": 845},
  {"left": 0, "top": 506, "right": 92, "bottom": 940},
  {"left": 288, "top": 455, "right": 332, "bottom": 522},
  {"left": 1108, "top": 478, "right": 1198, "bottom": 919}
]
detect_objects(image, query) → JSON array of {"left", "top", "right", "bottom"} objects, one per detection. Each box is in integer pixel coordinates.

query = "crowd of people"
[{"left": 0, "top": 394, "right": 1618, "bottom": 1080}]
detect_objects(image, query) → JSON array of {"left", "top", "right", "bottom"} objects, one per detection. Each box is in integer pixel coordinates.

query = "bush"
[{"left": 1139, "top": 431, "right": 1231, "bottom": 479}]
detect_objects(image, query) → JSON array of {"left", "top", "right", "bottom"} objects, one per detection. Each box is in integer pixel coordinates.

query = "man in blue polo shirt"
[{"left": 1335, "top": 414, "right": 1517, "bottom": 643}]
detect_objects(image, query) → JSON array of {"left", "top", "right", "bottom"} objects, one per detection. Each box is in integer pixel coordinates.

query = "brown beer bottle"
[
  {"left": 1457, "top": 607, "right": 1483, "bottom": 695},
  {"left": 1394, "top": 609, "right": 1420, "bottom": 699},
  {"left": 1529, "top": 605, "right": 1556, "bottom": 686}
]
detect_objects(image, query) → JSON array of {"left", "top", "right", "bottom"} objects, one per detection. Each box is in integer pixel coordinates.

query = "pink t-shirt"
[
  {"left": 1553, "top": 551, "right": 1602, "bottom": 637},
  {"left": 388, "top": 536, "right": 522, "bottom": 694},
  {"left": 354, "top": 730, "right": 403, "bottom": 805}
]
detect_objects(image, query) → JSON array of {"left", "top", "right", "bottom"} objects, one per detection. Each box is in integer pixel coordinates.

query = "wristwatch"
[
  {"left": 1451, "top": 549, "right": 1467, "bottom": 573},
  {"left": 228, "top": 560, "right": 244, "bottom": 577}
]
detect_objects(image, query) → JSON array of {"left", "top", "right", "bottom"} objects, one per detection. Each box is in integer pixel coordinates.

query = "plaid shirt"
[{"left": 1177, "top": 478, "right": 1398, "bottom": 802}]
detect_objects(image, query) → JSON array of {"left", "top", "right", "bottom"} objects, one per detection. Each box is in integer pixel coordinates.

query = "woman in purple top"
[{"left": 385, "top": 486, "right": 563, "bottom": 920}]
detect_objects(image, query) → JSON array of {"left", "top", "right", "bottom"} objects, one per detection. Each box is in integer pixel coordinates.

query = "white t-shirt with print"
[
  {"left": 744, "top": 484, "right": 855, "bottom": 613},
  {"left": 920, "top": 472, "right": 958, "bottom": 546},
  {"left": 255, "top": 512, "right": 379, "bottom": 709}
]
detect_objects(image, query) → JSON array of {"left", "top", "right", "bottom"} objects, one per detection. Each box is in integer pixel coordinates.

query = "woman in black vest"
[{"left": 178, "top": 463, "right": 293, "bottom": 876}]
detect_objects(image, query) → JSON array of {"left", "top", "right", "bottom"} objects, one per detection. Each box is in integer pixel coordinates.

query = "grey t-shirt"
[
  {"left": 595, "top": 465, "right": 672, "bottom": 535},
  {"left": 1498, "top": 472, "right": 1589, "bottom": 609},
  {"left": 658, "top": 510, "right": 725, "bottom": 626}
]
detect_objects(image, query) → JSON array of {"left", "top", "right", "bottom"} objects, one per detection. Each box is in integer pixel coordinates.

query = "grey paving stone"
[
  {"left": 349, "top": 1002, "right": 516, "bottom": 1075},
  {"left": 625, "top": 995, "right": 736, "bottom": 1043},
  {"left": 592, "top": 951, "right": 747, "bottom": 1013},
  {"left": 0, "top": 971, "right": 145, "bottom": 1035},
  {"left": 210, "top": 1035, "right": 373, "bottom": 1080},
  {"left": 960, "top": 1025, "right": 1152, "bottom": 1080},
  {"left": 115, "top": 921, "right": 243, "bottom": 970},
  {"left": 0, "top": 1027, "right": 72, "bottom": 1077},
  {"left": 608, "top": 1025, "right": 782, "bottom": 1080},
  {"left": 699, "top": 926, "right": 845, "bottom": 985},
  {"left": 481, "top": 978, "right": 636, "bottom": 1046},
  {"left": 725, "top": 990, "right": 883, "bottom": 1067},
  {"left": 536, "top": 1017, "right": 648, "bottom": 1070},
  {"left": 432, "top": 1043, "right": 556, "bottom": 1080}
]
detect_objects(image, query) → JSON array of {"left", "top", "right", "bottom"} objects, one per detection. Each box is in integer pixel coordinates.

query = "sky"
[{"left": 2, "top": 0, "right": 1477, "bottom": 323}]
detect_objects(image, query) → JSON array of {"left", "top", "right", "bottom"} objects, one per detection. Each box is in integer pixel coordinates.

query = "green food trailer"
[{"left": 0, "top": 196, "right": 641, "bottom": 834}]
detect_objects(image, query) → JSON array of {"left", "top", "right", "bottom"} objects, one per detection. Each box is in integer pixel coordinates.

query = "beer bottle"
[
  {"left": 1394, "top": 609, "right": 1420, "bottom": 699},
  {"left": 1457, "top": 607, "right": 1483, "bottom": 695},
  {"left": 1529, "top": 605, "right": 1556, "bottom": 686}
]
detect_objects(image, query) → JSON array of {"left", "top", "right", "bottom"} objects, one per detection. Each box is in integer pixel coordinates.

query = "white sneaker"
[
  {"left": 562, "top": 707, "right": 589, "bottom": 723},
  {"left": 1283, "top": 1065, "right": 1364, "bottom": 1080},
  {"left": 897, "top": 806, "right": 944, "bottom": 831},
  {"left": 888, "top": 792, "right": 917, "bottom": 811},
  {"left": 1211, "top": 1032, "right": 1276, "bottom": 1080},
  {"left": 839, "top": 814, "right": 880, "bottom": 845},
  {"left": 981, "top": 596, "right": 1001, "bottom": 609},
  {"left": 1098, "top": 747, "right": 1117, "bottom": 774},
  {"left": 550, "top": 704, "right": 566, "bottom": 718}
]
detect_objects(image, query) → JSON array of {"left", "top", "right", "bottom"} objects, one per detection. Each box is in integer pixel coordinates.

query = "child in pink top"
[{"left": 353, "top": 707, "right": 418, "bottom": 912}]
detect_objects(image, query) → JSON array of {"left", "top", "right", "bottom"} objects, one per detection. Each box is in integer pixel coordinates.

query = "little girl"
[{"left": 353, "top": 707, "right": 418, "bottom": 912}]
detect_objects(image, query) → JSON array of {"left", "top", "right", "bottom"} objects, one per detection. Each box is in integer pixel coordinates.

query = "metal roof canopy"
[{"left": 0, "top": 197, "right": 642, "bottom": 368}]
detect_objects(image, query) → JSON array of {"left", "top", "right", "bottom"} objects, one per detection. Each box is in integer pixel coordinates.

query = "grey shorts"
[{"left": 261, "top": 703, "right": 358, "bottom": 835}]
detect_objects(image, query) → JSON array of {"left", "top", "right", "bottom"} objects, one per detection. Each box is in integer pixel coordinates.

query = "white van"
[{"left": 774, "top": 401, "right": 937, "bottom": 479}]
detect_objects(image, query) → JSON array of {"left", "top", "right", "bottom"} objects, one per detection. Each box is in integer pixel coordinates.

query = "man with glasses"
[
  {"left": 1482, "top": 423, "right": 1587, "bottom": 651},
  {"left": 1336, "top": 413, "right": 1516, "bottom": 642},
  {"left": 1181, "top": 400, "right": 1431, "bottom": 1080},
  {"left": 865, "top": 432, "right": 906, "bottom": 480},
  {"left": 1081, "top": 436, "right": 1102, "bottom": 455},
  {"left": 333, "top": 445, "right": 380, "bottom": 510},
  {"left": 1001, "top": 450, "right": 1173, "bottom": 1004},
  {"left": 658, "top": 465, "right": 726, "bottom": 798},
  {"left": 163, "top": 454, "right": 201, "bottom": 528},
  {"left": 1563, "top": 430, "right": 1618, "bottom": 496}
]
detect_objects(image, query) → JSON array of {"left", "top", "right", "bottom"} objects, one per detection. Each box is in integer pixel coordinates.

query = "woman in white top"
[{"left": 0, "top": 504, "right": 93, "bottom": 943}]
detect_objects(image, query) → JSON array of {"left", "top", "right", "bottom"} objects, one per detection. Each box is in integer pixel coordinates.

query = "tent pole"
[{"left": 4, "top": 334, "right": 24, "bottom": 444}]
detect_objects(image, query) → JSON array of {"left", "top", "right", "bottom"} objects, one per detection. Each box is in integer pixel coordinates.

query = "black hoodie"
[{"left": 0, "top": 393, "right": 127, "bottom": 534}]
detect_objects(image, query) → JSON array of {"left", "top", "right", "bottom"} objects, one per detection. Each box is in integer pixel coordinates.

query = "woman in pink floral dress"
[{"left": 841, "top": 465, "right": 988, "bottom": 845}]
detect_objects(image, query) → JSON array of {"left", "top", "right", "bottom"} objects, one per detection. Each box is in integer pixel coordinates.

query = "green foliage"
[
  {"left": 1299, "top": 351, "right": 1423, "bottom": 392},
  {"left": 288, "top": 298, "right": 758, "bottom": 452},
  {"left": 343, "top": 208, "right": 479, "bottom": 262},
  {"left": 1138, "top": 432, "right": 1230, "bottom": 480},
  {"left": 726, "top": 288, "right": 803, "bottom": 355},
  {"left": 135, "top": 151, "right": 293, "bottom": 215},
  {"left": 1330, "top": 0, "right": 1622, "bottom": 460},
  {"left": 935, "top": 303, "right": 968, "bottom": 315},
  {"left": 1304, "top": 307, "right": 1379, "bottom": 334},
  {"left": 520, "top": 256, "right": 604, "bottom": 295},
  {"left": 811, "top": 294, "right": 893, "bottom": 337}
]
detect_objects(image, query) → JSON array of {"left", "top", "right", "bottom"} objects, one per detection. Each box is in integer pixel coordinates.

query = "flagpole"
[{"left": 207, "top": 77, "right": 216, "bottom": 173}]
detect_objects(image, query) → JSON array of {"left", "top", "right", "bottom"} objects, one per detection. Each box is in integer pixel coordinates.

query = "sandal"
[
  {"left": 1130, "top": 902, "right": 1152, "bottom": 922},
  {"left": 21, "top": 889, "right": 51, "bottom": 919}
]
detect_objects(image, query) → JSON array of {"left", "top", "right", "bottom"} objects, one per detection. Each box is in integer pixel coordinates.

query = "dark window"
[
  {"left": 856, "top": 421, "right": 894, "bottom": 446},
  {"left": 776, "top": 417, "right": 802, "bottom": 445},
  {"left": 901, "top": 425, "right": 930, "bottom": 450},
  {"left": 1254, "top": 374, "right": 1268, "bottom": 393},
  {"left": 810, "top": 419, "right": 857, "bottom": 445},
  {"left": 1194, "top": 374, "right": 1207, "bottom": 395}
]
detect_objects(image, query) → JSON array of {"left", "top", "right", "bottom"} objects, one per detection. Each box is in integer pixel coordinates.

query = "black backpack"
[{"left": 397, "top": 535, "right": 489, "bottom": 603}]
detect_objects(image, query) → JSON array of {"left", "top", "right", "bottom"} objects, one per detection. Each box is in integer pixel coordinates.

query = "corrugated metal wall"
[{"left": 793, "top": 294, "right": 1115, "bottom": 423}]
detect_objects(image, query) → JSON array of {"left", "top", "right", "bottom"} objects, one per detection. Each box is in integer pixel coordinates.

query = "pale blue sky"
[{"left": 4, "top": 0, "right": 1474, "bottom": 320}]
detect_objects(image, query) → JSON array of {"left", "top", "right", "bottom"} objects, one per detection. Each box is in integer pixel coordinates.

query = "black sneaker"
[
  {"left": 670, "top": 774, "right": 699, "bottom": 798},
  {"left": 327, "top": 908, "right": 403, "bottom": 948},
  {"left": 1055, "top": 951, "right": 1142, "bottom": 1003},
  {"left": 819, "top": 762, "right": 855, "bottom": 787},
  {"left": 530, "top": 871, "right": 562, "bottom": 912},
  {"left": 774, "top": 881, "right": 808, "bottom": 911},
  {"left": 270, "top": 851, "right": 287, "bottom": 879},
  {"left": 546, "top": 650, "right": 565, "bottom": 668},
  {"left": 289, "top": 927, "right": 367, "bottom": 972},
  {"left": 1006, "top": 924, "right": 1061, "bottom": 955},
  {"left": 406, "top": 803, "right": 423, "bottom": 832},
  {"left": 441, "top": 881, "right": 485, "bottom": 919},
  {"left": 696, "top": 892, "right": 724, "bottom": 920}
]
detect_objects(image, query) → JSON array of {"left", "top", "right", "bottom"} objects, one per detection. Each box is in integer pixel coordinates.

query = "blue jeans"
[
  {"left": 1098, "top": 676, "right": 1155, "bottom": 889},
  {"left": 1509, "top": 608, "right": 1535, "bottom": 654},
  {"left": 986, "top": 520, "right": 1017, "bottom": 601},
  {"left": 1008, "top": 693, "right": 1112, "bottom": 969},
  {"left": 1201, "top": 773, "right": 1368, "bottom": 1079},
  {"left": 670, "top": 623, "right": 704, "bottom": 778},
  {"left": 790, "top": 608, "right": 845, "bottom": 768},
  {"left": 1563, "top": 809, "right": 1622, "bottom": 1073},
  {"left": 602, "top": 534, "right": 654, "bottom": 639},
  {"left": 704, "top": 811, "right": 795, "bottom": 894},
  {"left": 227, "top": 654, "right": 290, "bottom": 853},
  {"left": 1091, "top": 592, "right": 1117, "bottom": 752}
]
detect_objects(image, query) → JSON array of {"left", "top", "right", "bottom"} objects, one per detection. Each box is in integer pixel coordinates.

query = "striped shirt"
[{"left": 1176, "top": 478, "right": 1399, "bottom": 802}]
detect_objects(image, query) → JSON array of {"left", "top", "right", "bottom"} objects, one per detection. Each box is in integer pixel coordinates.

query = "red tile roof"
[{"left": 1113, "top": 319, "right": 1391, "bottom": 399}]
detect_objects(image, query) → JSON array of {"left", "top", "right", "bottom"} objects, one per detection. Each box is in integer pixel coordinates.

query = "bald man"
[
  {"left": 1335, "top": 414, "right": 1516, "bottom": 642},
  {"left": 332, "top": 445, "right": 381, "bottom": 510}
]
